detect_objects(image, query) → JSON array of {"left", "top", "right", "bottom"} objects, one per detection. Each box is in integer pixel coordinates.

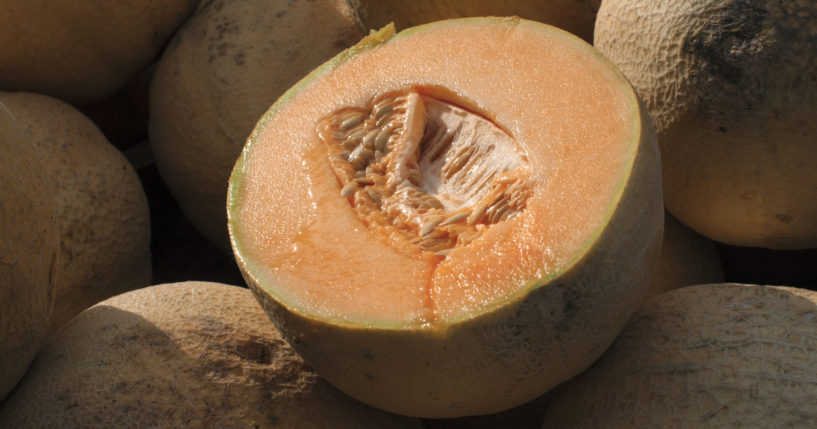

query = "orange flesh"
[{"left": 231, "top": 20, "right": 638, "bottom": 326}]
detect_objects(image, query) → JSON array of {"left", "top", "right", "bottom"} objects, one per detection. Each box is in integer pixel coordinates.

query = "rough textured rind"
[
  {"left": 646, "top": 211, "right": 723, "bottom": 298},
  {"left": 149, "top": 0, "right": 365, "bottom": 250},
  {"left": 542, "top": 283, "right": 817, "bottom": 427},
  {"left": 230, "top": 18, "right": 663, "bottom": 418},
  {"left": 358, "top": 0, "right": 601, "bottom": 42},
  {"left": 0, "top": 282, "right": 423, "bottom": 429},
  {"left": 0, "top": 92, "right": 152, "bottom": 333},
  {"left": 0, "top": 0, "right": 199, "bottom": 105},
  {"left": 0, "top": 103, "right": 58, "bottom": 401},
  {"left": 595, "top": 0, "right": 817, "bottom": 249}
]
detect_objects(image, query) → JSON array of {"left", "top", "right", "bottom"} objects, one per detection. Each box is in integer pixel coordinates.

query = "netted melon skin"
[
  {"left": 0, "top": 0, "right": 199, "bottom": 105},
  {"left": 149, "top": 0, "right": 365, "bottom": 250},
  {"left": 543, "top": 283, "right": 817, "bottom": 427},
  {"left": 595, "top": 0, "right": 817, "bottom": 249},
  {"left": 0, "top": 92, "right": 152, "bottom": 333},
  {"left": 358, "top": 0, "right": 601, "bottom": 42},
  {"left": 0, "top": 282, "right": 423, "bottom": 429},
  {"left": 0, "top": 106, "right": 59, "bottom": 401}
]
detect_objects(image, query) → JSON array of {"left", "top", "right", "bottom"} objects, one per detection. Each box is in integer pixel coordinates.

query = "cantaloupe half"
[{"left": 228, "top": 18, "right": 663, "bottom": 417}]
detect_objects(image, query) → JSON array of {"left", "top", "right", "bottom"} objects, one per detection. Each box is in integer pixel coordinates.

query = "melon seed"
[{"left": 318, "top": 89, "right": 533, "bottom": 256}]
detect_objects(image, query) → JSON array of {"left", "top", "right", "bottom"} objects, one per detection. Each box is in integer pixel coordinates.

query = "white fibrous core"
[{"left": 317, "top": 90, "right": 531, "bottom": 256}]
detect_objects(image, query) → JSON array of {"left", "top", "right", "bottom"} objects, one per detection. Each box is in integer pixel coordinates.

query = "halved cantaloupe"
[{"left": 228, "top": 18, "right": 663, "bottom": 417}]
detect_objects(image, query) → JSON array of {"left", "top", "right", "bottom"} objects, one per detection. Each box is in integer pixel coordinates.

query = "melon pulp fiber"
[{"left": 229, "top": 18, "right": 663, "bottom": 417}]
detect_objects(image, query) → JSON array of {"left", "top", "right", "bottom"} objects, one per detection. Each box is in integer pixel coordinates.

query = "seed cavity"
[{"left": 317, "top": 89, "right": 532, "bottom": 257}]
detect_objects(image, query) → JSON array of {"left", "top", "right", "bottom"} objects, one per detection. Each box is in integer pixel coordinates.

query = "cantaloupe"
[
  {"left": 647, "top": 211, "right": 723, "bottom": 298},
  {"left": 149, "top": 0, "right": 366, "bottom": 250},
  {"left": 0, "top": 281, "right": 423, "bottom": 428},
  {"left": 228, "top": 18, "right": 663, "bottom": 417},
  {"left": 0, "top": 0, "right": 199, "bottom": 105},
  {"left": 357, "top": 0, "right": 601, "bottom": 42},
  {"left": 594, "top": 0, "right": 817, "bottom": 249},
  {"left": 0, "top": 92, "right": 152, "bottom": 332},
  {"left": 0, "top": 103, "right": 59, "bottom": 401},
  {"left": 542, "top": 283, "right": 817, "bottom": 427}
]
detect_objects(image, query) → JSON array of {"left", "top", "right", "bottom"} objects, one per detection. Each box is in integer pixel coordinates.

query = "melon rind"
[
  {"left": 228, "top": 18, "right": 663, "bottom": 418},
  {"left": 543, "top": 283, "right": 817, "bottom": 427},
  {"left": 0, "top": 91, "right": 152, "bottom": 333},
  {"left": 0, "top": 104, "right": 59, "bottom": 401},
  {"left": 0, "top": 282, "right": 423, "bottom": 428},
  {"left": 595, "top": 0, "right": 817, "bottom": 249}
]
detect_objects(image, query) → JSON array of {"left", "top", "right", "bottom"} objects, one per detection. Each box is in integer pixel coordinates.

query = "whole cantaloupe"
[
  {"left": 357, "top": 0, "right": 601, "bottom": 42},
  {"left": 542, "top": 283, "right": 817, "bottom": 427},
  {"left": 595, "top": 0, "right": 817, "bottom": 249},
  {"left": 0, "top": 102, "right": 59, "bottom": 401},
  {"left": 0, "top": 92, "right": 152, "bottom": 332},
  {"left": 0, "top": 0, "right": 199, "bottom": 105},
  {"left": 149, "top": 0, "right": 366, "bottom": 250},
  {"left": 0, "top": 281, "right": 423, "bottom": 428}
]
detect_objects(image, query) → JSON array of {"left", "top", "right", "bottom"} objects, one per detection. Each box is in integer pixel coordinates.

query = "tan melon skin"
[
  {"left": 358, "top": 0, "right": 601, "bottom": 42},
  {"left": 0, "top": 104, "right": 59, "bottom": 401},
  {"left": 0, "top": 92, "right": 152, "bottom": 333},
  {"left": 232, "top": 20, "right": 664, "bottom": 418},
  {"left": 0, "top": 0, "right": 199, "bottom": 106},
  {"left": 0, "top": 281, "right": 423, "bottom": 428},
  {"left": 646, "top": 211, "right": 724, "bottom": 298},
  {"left": 594, "top": 0, "right": 817, "bottom": 250},
  {"left": 542, "top": 283, "right": 817, "bottom": 427},
  {"left": 149, "top": 0, "right": 365, "bottom": 250}
]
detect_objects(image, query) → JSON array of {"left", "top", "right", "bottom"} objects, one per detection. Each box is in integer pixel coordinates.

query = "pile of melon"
[{"left": 1, "top": 0, "right": 815, "bottom": 427}]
